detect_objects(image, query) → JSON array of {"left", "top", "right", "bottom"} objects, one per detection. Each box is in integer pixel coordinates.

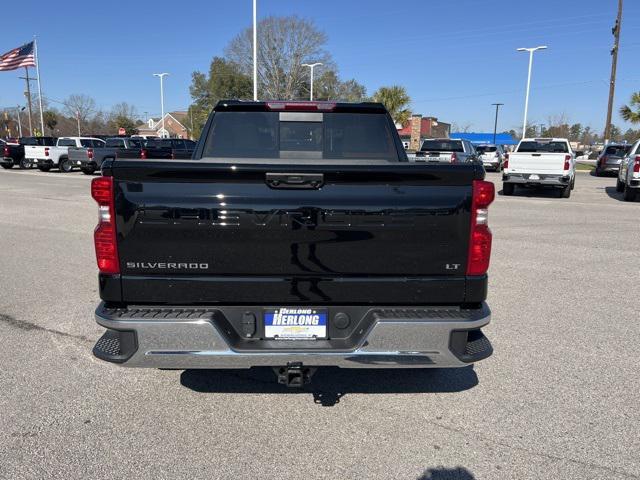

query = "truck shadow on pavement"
[
  {"left": 180, "top": 366, "right": 478, "bottom": 406},
  {"left": 603, "top": 186, "right": 627, "bottom": 202},
  {"left": 498, "top": 186, "right": 561, "bottom": 199},
  {"left": 417, "top": 467, "right": 476, "bottom": 480}
]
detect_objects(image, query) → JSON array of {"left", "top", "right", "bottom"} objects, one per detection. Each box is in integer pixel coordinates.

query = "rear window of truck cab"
[
  {"left": 476, "top": 146, "right": 497, "bottom": 153},
  {"left": 603, "top": 145, "right": 630, "bottom": 157},
  {"left": 202, "top": 111, "right": 401, "bottom": 161},
  {"left": 420, "top": 140, "right": 464, "bottom": 153},
  {"left": 518, "top": 141, "right": 569, "bottom": 153}
]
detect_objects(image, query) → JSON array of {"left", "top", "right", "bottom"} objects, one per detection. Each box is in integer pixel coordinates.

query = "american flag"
[{"left": 0, "top": 42, "right": 36, "bottom": 71}]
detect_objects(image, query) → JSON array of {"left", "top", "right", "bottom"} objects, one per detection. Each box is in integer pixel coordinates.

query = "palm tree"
[
  {"left": 372, "top": 86, "right": 411, "bottom": 126},
  {"left": 620, "top": 92, "right": 640, "bottom": 124},
  {"left": 43, "top": 110, "right": 58, "bottom": 135}
]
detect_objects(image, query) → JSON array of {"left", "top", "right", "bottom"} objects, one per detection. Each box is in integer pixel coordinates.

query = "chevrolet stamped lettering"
[{"left": 139, "top": 208, "right": 417, "bottom": 229}]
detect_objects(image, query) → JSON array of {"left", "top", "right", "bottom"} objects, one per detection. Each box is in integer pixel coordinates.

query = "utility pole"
[
  {"left": 491, "top": 103, "right": 504, "bottom": 144},
  {"left": 604, "top": 0, "right": 623, "bottom": 143},
  {"left": 18, "top": 68, "right": 34, "bottom": 136}
]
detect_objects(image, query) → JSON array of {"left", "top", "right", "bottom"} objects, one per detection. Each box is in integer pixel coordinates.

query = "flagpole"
[{"left": 34, "top": 37, "right": 44, "bottom": 135}]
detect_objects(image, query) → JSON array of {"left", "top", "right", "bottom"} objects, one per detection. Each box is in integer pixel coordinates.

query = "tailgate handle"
[
  {"left": 266, "top": 173, "right": 324, "bottom": 189},
  {"left": 532, "top": 153, "right": 541, "bottom": 156}
]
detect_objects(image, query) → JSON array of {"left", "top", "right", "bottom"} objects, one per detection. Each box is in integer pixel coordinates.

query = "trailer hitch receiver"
[{"left": 274, "top": 362, "right": 316, "bottom": 387}]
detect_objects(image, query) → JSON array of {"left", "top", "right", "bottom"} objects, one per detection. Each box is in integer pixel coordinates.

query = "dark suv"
[{"left": 596, "top": 143, "right": 631, "bottom": 176}]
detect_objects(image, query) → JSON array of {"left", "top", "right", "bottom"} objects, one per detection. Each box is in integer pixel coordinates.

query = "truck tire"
[
  {"left": 81, "top": 166, "right": 96, "bottom": 175},
  {"left": 38, "top": 166, "right": 51, "bottom": 172},
  {"left": 570, "top": 176, "right": 575, "bottom": 190},
  {"left": 502, "top": 183, "right": 515, "bottom": 196},
  {"left": 594, "top": 167, "right": 602, "bottom": 177},
  {"left": 623, "top": 185, "right": 637, "bottom": 202},
  {"left": 19, "top": 158, "right": 31, "bottom": 169},
  {"left": 59, "top": 157, "right": 72, "bottom": 173},
  {"left": 1, "top": 164, "right": 13, "bottom": 169},
  {"left": 616, "top": 178, "right": 625, "bottom": 192},
  {"left": 560, "top": 184, "right": 571, "bottom": 198}
]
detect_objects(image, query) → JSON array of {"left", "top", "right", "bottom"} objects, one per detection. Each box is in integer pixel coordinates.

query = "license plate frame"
[{"left": 264, "top": 308, "right": 328, "bottom": 340}]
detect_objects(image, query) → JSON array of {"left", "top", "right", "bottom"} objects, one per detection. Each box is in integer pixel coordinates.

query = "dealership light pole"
[
  {"left": 253, "top": 0, "right": 258, "bottom": 100},
  {"left": 491, "top": 103, "right": 503, "bottom": 144},
  {"left": 302, "top": 62, "right": 323, "bottom": 101},
  {"left": 153, "top": 73, "right": 169, "bottom": 137},
  {"left": 517, "top": 46, "right": 547, "bottom": 138},
  {"left": 16, "top": 106, "right": 25, "bottom": 138}
]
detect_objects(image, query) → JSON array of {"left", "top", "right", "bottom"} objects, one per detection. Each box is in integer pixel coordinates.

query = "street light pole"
[
  {"left": 16, "top": 106, "right": 24, "bottom": 138},
  {"left": 153, "top": 73, "right": 169, "bottom": 137},
  {"left": 253, "top": 0, "right": 258, "bottom": 101},
  {"left": 517, "top": 46, "right": 547, "bottom": 138},
  {"left": 491, "top": 103, "right": 504, "bottom": 144},
  {"left": 302, "top": 62, "right": 323, "bottom": 101}
]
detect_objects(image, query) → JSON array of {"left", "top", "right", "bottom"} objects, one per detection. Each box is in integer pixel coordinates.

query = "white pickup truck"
[
  {"left": 28, "top": 137, "right": 105, "bottom": 173},
  {"left": 502, "top": 138, "right": 576, "bottom": 198}
]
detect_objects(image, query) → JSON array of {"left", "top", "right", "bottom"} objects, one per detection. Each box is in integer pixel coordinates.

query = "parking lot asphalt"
[{"left": 0, "top": 167, "right": 638, "bottom": 480}]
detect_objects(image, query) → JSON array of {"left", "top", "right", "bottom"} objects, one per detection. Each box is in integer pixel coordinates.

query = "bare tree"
[
  {"left": 110, "top": 102, "right": 138, "bottom": 121},
  {"left": 63, "top": 94, "right": 97, "bottom": 132},
  {"left": 225, "top": 16, "right": 333, "bottom": 100},
  {"left": 452, "top": 123, "right": 473, "bottom": 133}
]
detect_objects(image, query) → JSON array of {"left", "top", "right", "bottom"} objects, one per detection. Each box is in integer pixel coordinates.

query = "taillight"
[
  {"left": 44, "top": 147, "right": 50, "bottom": 157},
  {"left": 451, "top": 152, "right": 458, "bottom": 163},
  {"left": 634, "top": 156, "right": 640, "bottom": 173},
  {"left": 467, "top": 180, "right": 495, "bottom": 276},
  {"left": 503, "top": 153, "right": 509, "bottom": 169},
  {"left": 3, "top": 146, "right": 9, "bottom": 157},
  {"left": 140, "top": 149, "right": 147, "bottom": 160},
  {"left": 87, "top": 148, "right": 94, "bottom": 160},
  {"left": 564, "top": 154, "right": 571, "bottom": 171},
  {"left": 91, "top": 177, "right": 119, "bottom": 274}
]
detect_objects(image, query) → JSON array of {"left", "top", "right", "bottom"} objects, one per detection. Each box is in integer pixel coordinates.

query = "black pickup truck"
[
  {"left": 1, "top": 136, "right": 56, "bottom": 169},
  {"left": 115, "top": 137, "right": 196, "bottom": 160},
  {"left": 91, "top": 100, "right": 495, "bottom": 386},
  {"left": 68, "top": 137, "right": 144, "bottom": 174}
]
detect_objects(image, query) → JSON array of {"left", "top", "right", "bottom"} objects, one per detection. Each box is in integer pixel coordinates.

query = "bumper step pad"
[{"left": 93, "top": 329, "right": 137, "bottom": 364}]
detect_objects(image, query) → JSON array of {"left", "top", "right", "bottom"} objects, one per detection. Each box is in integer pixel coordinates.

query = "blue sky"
[{"left": 1, "top": 0, "right": 639, "bottom": 133}]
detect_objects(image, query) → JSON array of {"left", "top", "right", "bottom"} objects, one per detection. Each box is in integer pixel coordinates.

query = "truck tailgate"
[
  {"left": 508, "top": 152, "right": 567, "bottom": 174},
  {"left": 24, "top": 145, "right": 45, "bottom": 159},
  {"left": 109, "top": 161, "right": 482, "bottom": 305}
]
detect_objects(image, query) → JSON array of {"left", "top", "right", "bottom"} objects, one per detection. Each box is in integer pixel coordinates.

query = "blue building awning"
[{"left": 450, "top": 132, "right": 518, "bottom": 145}]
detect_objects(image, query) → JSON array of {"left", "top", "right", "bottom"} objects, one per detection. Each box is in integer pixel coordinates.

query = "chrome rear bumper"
[{"left": 94, "top": 303, "right": 492, "bottom": 369}]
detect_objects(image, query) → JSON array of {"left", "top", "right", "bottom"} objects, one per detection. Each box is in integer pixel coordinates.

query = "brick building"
[
  {"left": 136, "top": 111, "right": 191, "bottom": 139},
  {"left": 397, "top": 115, "right": 451, "bottom": 151}
]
